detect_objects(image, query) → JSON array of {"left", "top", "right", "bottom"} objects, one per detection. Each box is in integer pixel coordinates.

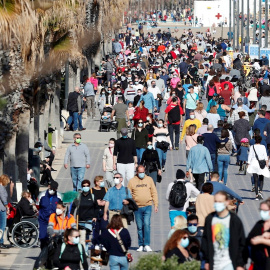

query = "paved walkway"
[{"left": 2, "top": 96, "right": 269, "bottom": 269}]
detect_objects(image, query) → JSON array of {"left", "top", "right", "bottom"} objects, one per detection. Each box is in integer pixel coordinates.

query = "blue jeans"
[
  {"left": 149, "top": 170, "right": 157, "bottom": 185},
  {"left": 155, "top": 144, "right": 167, "bottom": 167},
  {"left": 155, "top": 99, "right": 160, "bottom": 111},
  {"left": 185, "top": 108, "right": 191, "bottom": 120},
  {"left": 70, "top": 167, "right": 86, "bottom": 191},
  {"left": 0, "top": 210, "right": 6, "bottom": 244},
  {"left": 136, "top": 148, "right": 145, "bottom": 164},
  {"left": 78, "top": 113, "right": 83, "bottom": 130},
  {"left": 134, "top": 205, "right": 152, "bottom": 246},
  {"left": 67, "top": 111, "right": 79, "bottom": 131},
  {"left": 211, "top": 153, "right": 217, "bottom": 171},
  {"left": 109, "top": 255, "right": 128, "bottom": 270},
  {"left": 217, "top": 155, "right": 230, "bottom": 185}
]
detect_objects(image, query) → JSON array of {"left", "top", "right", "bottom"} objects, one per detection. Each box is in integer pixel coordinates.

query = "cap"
[
  {"left": 176, "top": 169, "right": 186, "bottom": 179},
  {"left": 240, "top": 138, "right": 249, "bottom": 143},
  {"left": 188, "top": 85, "right": 194, "bottom": 89},
  {"left": 49, "top": 180, "right": 58, "bottom": 190},
  {"left": 120, "top": 127, "right": 128, "bottom": 136}
]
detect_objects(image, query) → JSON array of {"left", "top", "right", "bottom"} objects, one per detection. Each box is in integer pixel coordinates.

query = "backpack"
[
  {"left": 169, "top": 181, "right": 187, "bottom": 208},
  {"left": 59, "top": 242, "right": 84, "bottom": 263},
  {"left": 208, "top": 85, "right": 216, "bottom": 96}
]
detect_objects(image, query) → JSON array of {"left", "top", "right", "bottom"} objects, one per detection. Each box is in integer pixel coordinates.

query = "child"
[
  {"left": 238, "top": 138, "right": 249, "bottom": 172},
  {"left": 128, "top": 102, "right": 135, "bottom": 131}
]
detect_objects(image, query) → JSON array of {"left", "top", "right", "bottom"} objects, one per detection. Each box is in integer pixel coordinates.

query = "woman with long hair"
[
  {"left": 164, "top": 229, "right": 192, "bottom": 264},
  {"left": 206, "top": 79, "right": 217, "bottom": 101},
  {"left": 133, "top": 100, "right": 149, "bottom": 126}
]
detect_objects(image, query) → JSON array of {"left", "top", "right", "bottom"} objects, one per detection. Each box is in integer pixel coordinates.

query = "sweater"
[
  {"left": 131, "top": 128, "right": 148, "bottom": 148},
  {"left": 180, "top": 119, "right": 201, "bottom": 140},
  {"left": 233, "top": 118, "right": 251, "bottom": 145},
  {"left": 201, "top": 212, "right": 246, "bottom": 270},
  {"left": 217, "top": 139, "right": 232, "bottom": 155},
  {"left": 195, "top": 193, "right": 215, "bottom": 227},
  {"left": 64, "top": 143, "right": 90, "bottom": 167},
  {"left": 253, "top": 117, "right": 270, "bottom": 140},
  {"left": 113, "top": 137, "right": 137, "bottom": 164},
  {"left": 128, "top": 175, "right": 158, "bottom": 207},
  {"left": 203, "top": 132, "right": 228, "bottom": 154},
  {"left": 141, "top": 149, "right": 161, "bottom": 170},
  {"left": 100, "top": 228, "right": 131, "bottom": 257}
]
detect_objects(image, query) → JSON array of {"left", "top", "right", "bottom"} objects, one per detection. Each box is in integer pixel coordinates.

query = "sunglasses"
[{"left": 188, "top": 223, "right": 198, "bottom": 227}]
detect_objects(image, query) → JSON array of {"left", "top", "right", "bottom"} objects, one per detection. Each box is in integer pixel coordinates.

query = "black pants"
[
  {"left": 193, "top": 173, "right": 205, "bottom": 190},
  {"left": 168, "top": 124, "right": 180, "bottom": 148},
  {"left": 253, "top": 173, "right": 264, "bottom": 196}
]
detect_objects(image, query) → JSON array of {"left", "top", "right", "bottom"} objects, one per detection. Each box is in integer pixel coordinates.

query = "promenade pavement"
[{"left": 1, "top": 95, "right": 268, "bottom": 269}]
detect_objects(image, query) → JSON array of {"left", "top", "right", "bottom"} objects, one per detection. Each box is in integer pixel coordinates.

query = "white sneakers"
[
  {"left": 136, "top": 245, "right": 153, "bottom": 252},
  {"left": 144, "top": 245, "right": 153, "bottom": 252}
]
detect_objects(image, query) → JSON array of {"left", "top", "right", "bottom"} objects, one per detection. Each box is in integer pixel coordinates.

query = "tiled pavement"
[{"left": 3, "top": 97, "right": 268, "bottom": 269}]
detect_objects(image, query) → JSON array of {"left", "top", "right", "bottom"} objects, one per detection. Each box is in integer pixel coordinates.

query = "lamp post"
[
  {"left": 253, "top": 0, "right": 256, "bottom": 44},
  {"left": 233, "top": 0, "right": 236, "bottom": 49},
  {"left": 237, "top": 0, "right": 240, "bottom": 49},
  {"left": 266, "top": 0, "right": 269, "bottom": 48},
  {"left": 241, "top": 0, "right": 244, "bottom": 51}
]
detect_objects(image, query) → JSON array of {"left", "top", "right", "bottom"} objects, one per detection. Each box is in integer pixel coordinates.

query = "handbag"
[
  {"left": 156, "top": 141, "right": 170, "bottom": 152},
  {"left": 253, "top": 146, "right": 266, "bottom": 169},
  {"left": 115, "top": 230, "right": 133, "bottom": 263}
]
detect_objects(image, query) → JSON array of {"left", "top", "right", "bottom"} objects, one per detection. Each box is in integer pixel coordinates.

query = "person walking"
[
  {"left": 103, "top": 172, "right": 132, "bottom": 228},
  {"left": 113, "top": 128, "right": 137, "bottom": 186},
  {"left": 66, "top": 86, "right": 82, "bottom": 131},
  {"left": 201, "top": 191, "right": 246, "bottom": 270},
  {"left": 84, "top": 79, "right": 96, "bottom": 119},
  {"left": 100, "top": 214, "right": 131, "bottom": 270},
  {"left": 247, "top": 135, "right": 270, "bottom": 200},
  {"left": 186, "top": 136, "right": 213, "bottom": 190},
  {"left": 103, "top": 138, "right": 116, "bottom": 188},
  {"left": 141, "top": 141, "right": 161, "bottom": 185},
  {"left": 64, "top": 133, "right": 90, "bottom": 191},
  {"left": 128, "top": 165, "right": 158, "bottom": 252},
  {"left": 183, "top": 85, "right": 199, "bottom": 120},
  {"left": 138, "top": 86, "right": 155, "bottom": 113},
  {"left": 111, "top": 97, "right": 129, "bottom": 139},
  {"left": 164, "top": 97, "right": 184, "bottom": 150}
]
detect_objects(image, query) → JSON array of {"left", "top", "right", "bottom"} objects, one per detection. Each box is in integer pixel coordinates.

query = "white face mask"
[
  {"left": 114, "top": 178, "right": 120, "bottom": 185},
  {"left": 56, "top": 209, "right": 63, "bottom": 215},
  {"left": 190, "top": 115, "right": 195, "bottom": 119},
  {"left": 48, "top": 189, "right": 55, "bottom": 195}
]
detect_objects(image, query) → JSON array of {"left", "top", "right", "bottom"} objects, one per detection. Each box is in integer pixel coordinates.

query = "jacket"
[
  {"left": 253, "top": 117, "right": 270, "bottom": 140},
  {"left": 121, "top": 197, "right": 138, "bottom": 225},
  {"left": 138, "top": 92, "right": 155, "bottom": 111},
  {"left": 186, "top": 144, "right": 213, "bottom": 174},
  {"left": 67, "top": 91, "right": 81, "bottom": 112},
  {"left": 47, "top": 213, "right": 76, "bottom": 236},
  {"left": 131, "top": 128, "right": 148, "bottom": 148},
  {"left": 201, "top": 212, "right": 246, "bottom": 270},
  {"left": 13, "top": 197, "right": 36, "bottom": 224},
  {"left": 84, "top": 82, "right": 95, "bottom": 97}
]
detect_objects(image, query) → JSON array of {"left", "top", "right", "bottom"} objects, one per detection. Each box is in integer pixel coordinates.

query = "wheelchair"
[{"left": 7, "top": 204, "right": 39, "bottom": 249}]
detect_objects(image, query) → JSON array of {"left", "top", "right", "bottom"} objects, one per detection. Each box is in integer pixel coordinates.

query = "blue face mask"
[
  {"left": 147, "top": 145, "right": 153, "bottom": 150},
  {"left": 38, "top": 147, "right": 42, "bottom": 151},
  {"left": 188, "top": 225, "right": 197, "bottom": 234},
  {"left": 82, "top": 187, "right": 90, "bottom": 193},
  {"left": 100, "top": 182, "right": 105, "bottom": 188},
  {"left": 122, "top": 135, "right": 128, "bottom": 138},
  {"left": 138, "top": 123, "right": 143, "bottom": 127},
  {"left": 138, "top": 173, "right": 145, "bottom": 179},
  {"left": 260, "top": 210, "right": 270, "bottom": 221},
  {"left": 158, "top": 123, "right": 163, "bottom": 128},
  {"left": 214, "top": 202, "right": 226, "bottom": 213},
  {"left": 72, "top": 236, "right": 80, "bottom": 245},
  {"left": 180, "top": 237, "right": 189, "bottom": 248}
]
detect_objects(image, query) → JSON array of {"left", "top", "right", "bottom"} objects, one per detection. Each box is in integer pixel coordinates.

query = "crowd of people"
[{"left": 2, "top": 24, "right": 270, "bottom": 270}]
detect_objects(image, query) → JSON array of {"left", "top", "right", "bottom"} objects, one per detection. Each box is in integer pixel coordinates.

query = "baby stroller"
[{"left": 99, "top": 106, "right": 112, "bottom": 132}]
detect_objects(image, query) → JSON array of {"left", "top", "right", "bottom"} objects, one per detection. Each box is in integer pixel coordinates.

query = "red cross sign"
[{"left": 215, "top": 13, "right": 222, "bottom": 20}]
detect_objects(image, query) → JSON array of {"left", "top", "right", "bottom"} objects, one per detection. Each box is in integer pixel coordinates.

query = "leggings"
[{"left": 253, "top": 173, "right": 264, "bottom": 196}]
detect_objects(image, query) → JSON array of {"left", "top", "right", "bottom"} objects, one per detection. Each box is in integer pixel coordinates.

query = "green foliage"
[
  {"left": 130, "top": 253, "right": 200, "bottom": 270},
  {"left": 0, "top": 97, "right": 7, "bottom": 111}
]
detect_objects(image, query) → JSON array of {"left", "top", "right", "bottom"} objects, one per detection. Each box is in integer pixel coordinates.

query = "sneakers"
[
  {"left": 259, "top": 192, "right": 264, "bottom": 200},
  {"left": 144, "top": 245, "right": 153, "bottom": 252},
  {"left": 137, "top": 246, "right": 144, "bottom": 252},
  {"left": 175, "top": 147, "right": 179, "bottom": 150},
  {"left": 251, "top": 186, "right": 255, "bottom": 192},
  {"left": 255, "top": 196, "right": 259, "bottom": 201},
  {"left": 162, "top": 167, "right": 165, "bottom": 172}
]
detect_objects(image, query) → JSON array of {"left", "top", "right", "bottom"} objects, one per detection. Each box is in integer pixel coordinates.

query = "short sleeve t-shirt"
[
  {"left": 212, "top": 213, "right": 232, "bottom": 270},
  {"left": 113, "top": 103, "right": 127, "bottom": 119},
  {"left": 184, "top": 93, "right": 199, "bottom": 109}
]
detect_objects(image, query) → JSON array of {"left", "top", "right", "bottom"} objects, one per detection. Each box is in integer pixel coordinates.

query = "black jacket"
[
  {"left": 201, "top": 212, "right": 245, "bottom": 270},
  {"left": 141, "top": 149, "right": 161, "bottom": 172},
  {"left": 121, "top": 198, "right": 138, "bottom": 225},
  {"left": 13, "top": 197, "right": 36, "bottom": 224},
  {"left": 67, "top": 91, "right": 80, "bottom": 112}
]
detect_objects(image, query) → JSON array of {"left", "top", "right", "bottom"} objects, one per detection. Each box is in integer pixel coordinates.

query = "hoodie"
[{"left": 253, "top": 117, "right": 270, "bottom": 140}]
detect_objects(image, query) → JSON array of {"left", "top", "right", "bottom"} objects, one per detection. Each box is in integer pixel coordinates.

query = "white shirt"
[
  {"left": 166, "top": 179, "right": 200, "bottom": 211},
  {"left": 134, "top": 84, "right": 144, "bottom": 91},
  {"left": 148, "top": 86, "right": 161, "bottom": 99}
]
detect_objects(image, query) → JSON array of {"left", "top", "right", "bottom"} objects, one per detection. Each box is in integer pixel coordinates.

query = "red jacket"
[{"left": 133, "top": 107, "right": 149, "bottom": 122}]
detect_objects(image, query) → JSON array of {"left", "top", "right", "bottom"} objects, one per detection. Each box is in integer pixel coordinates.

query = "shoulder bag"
[
  {"left": 253, "top": 145, "right": 266, "bottom": 169},
  {"left": 115, "top": 230, "right": 133, "bottom": 262}
]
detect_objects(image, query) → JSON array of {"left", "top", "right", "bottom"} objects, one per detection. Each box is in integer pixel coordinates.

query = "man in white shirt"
[{"left": 166, "top": 169, "right": 199, "bottom": 227}]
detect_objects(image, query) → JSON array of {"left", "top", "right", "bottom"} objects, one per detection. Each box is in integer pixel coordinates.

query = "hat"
[
  {"left": 49, "top": 180, "right": 58, "bottom": 190},
  {"left": 176, "top": 169, "right": 186, "bottom": 179},
  {"left": 188, "top": 85, "right": 194, "bottom": 89},
  {"left": 120, "top": 128, "right": 128, "bottom": 136},
  {"left": 240, "top": 138, "right": 249, "bottom": 143}
]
